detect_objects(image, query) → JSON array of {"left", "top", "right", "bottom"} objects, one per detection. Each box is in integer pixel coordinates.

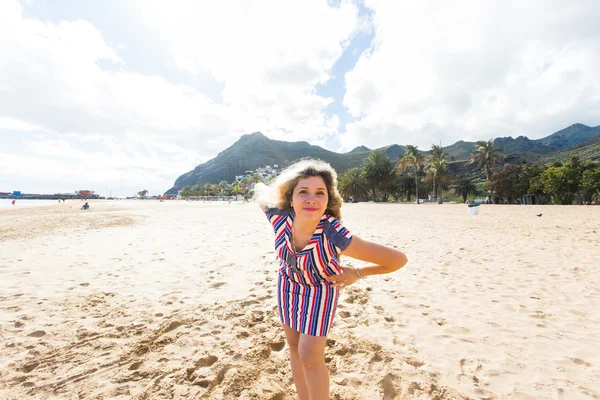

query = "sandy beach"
[{"left": 0, "top": 200, "right": 598, "bottom": 399}]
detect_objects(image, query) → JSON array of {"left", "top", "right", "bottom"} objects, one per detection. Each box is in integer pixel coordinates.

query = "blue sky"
[
  {"left": 316, "top": 1, "right": 374, "bottom": 133},
  {"left": 1, "top": 0, "right": 599, "bottom": 196}
]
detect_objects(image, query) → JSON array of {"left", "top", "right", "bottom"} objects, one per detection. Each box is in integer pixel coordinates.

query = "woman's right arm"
[
  {"left": 341, "top": 236, "right": 408, "bottom": 276},
  {"left": 254, "top": 182, "right": 270, "bottom": 211}
]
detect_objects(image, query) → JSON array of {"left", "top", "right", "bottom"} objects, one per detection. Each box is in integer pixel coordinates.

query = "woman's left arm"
[{"left": 324, "top": 235, "right": 408, "bottom": 288}]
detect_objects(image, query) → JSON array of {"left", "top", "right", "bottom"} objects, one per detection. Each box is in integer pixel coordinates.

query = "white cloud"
[
  {"left": 0, "top": 3, "right": 222, "bottom": 138},
  {"left": 342, "top": 0, "right": 600, "bottom": 151},
  {"left": 0, "top": 117, "right": 41, "bottom": 132},
  {"left": 0, "top": 132, "right": 200, "bottom": 196},
  {"left": 0, "top": 0, "right": 361, "bottom": 195},
  {"left": 1, "top": 0, "right": 599, "bottom": 195},
  {"left": 0, "top": 1, "right": 221, "bottom": 194},
  {"left": 130, "top": 0, "right": 359, "bottom": 142}
]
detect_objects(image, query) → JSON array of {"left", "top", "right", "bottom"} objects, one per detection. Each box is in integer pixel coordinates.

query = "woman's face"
[{"left": 291, "top": 176, "right": 329, "bottom": 220}]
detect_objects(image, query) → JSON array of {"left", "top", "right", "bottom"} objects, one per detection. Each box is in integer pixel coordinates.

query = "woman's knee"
[
  {"left": 287, "top": 338, "right": 299, "bottom": 354},
  {"left": 282, "top": 325, "right": 300, "bottom": 354},
  {"left": 297, "top": 343, "right": 325, "bottom": 369}
]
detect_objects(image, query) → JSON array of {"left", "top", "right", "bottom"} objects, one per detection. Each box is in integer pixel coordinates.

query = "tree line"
[
  {"left": 179, "top": 173, "right": 264, "bottom": 198},
  {"left": 178, "top": 140, "right": 599, "bottom": 205},
  {"left": 338, "top": 140, "right": 600, "bottom": 205}
]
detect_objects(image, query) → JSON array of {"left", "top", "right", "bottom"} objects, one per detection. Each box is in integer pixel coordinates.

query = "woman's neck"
[{"left": 292, "top": 214, "right": 320, "bottom": 234}]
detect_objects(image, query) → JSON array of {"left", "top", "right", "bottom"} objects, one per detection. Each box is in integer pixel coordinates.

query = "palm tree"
[
  {"left": 363, "top": 151, "right": 397, "bottom": 201},
  {"left": 425, "top": 157, "right": 452, "bottom": 203},
  {"left": 453, "top": 176, "right": 479, "bottom": 203},
  {"left": 429, "top": 144, "right": 445, "bottom": 159},
  {"left": 231, "top": 182, "right": 244, "bottom": 198},
  {"left": 137, "top": 189, "right": 148, "bottom": 198},
  {"left": 339, "top": 168, "right": 368, "bottom": 202},
  {"left": 180, "top": 186, "right": 193, "bottom": 198},
  {"left": 426, "top": 144, "right": 449, "bottom": 202},
  {"left": 249, "top": 172, "right": 264, "bottom": 185},
  {"left": 192, "top": 184, "right": 202, "bottom": 196},
  {"left": 218, "top": 180, "right": 229, "bottom": 195},
  {"left": 399, "top": 145, "right": 424, "bottom": 204},
  {"left": 202, "top": 183, "right": 217, "bottom": 197},
  {"left": 470, "top": 139, "right": 503, "bottom": 202},
  {"left": 395, "top": 174, "right": 416, "bottom": 202}
]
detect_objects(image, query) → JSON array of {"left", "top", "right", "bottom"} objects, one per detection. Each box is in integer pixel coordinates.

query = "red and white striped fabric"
[{"left": 264, "top": 207, "right": 353, "bottom": 336}]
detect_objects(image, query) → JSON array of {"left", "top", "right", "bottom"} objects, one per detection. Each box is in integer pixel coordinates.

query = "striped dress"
[{"left": 264, "top": 207, "right": 353, "bottom": 336}]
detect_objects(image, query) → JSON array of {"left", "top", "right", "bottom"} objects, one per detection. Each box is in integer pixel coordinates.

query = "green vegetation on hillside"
[
  {"left": 539, "top": 136, "right": 600, "bottom": 164},
  {"left": 168, "top": 124, "right": 600, "bottom": 202}
]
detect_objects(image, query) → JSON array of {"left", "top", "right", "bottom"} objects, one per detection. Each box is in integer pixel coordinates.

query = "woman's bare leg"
[
  {"left": 282, "top": 324, "right": 309, "bottom": 400},
  {"left": 298, "top": 333, "right": 329, "bottom": 400}
]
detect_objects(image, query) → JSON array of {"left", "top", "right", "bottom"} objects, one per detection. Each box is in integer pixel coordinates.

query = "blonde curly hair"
[{"left": 256, "top": 159, "right": 344, "bottom": 221}]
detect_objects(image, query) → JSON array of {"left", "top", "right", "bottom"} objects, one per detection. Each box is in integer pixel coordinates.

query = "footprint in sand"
[
  {"left": 18, "top": 361, "right": 40, "bottom": 373},
  {"left": 196, "top": 355, "right": 219, "bottom": 367},
  {"left": 27, "top": 330, "right": 46, "bottom": 338},
  {"left": 343, "top": 287, "right": 370, "bottom": 305},
  {"left": 210, "top": 282, "right": 226, "bottom": 289},
  {"left": 129, "top": 361, "right": 143, "bottom": 370},
  {"left": 163, "top": 321, "right": 185, "bottom": 333},
  {"left": 380, "top": 373, "right": 401, "bottom": 400},
  {"left": 237, "top": 331, "right": 250, "bottom": 339},
  {"left": 528, "top": 310, "right": 551, "bottom": 319},
  {"left": 405, "top": 358, "right": 425, "bottom": 368},
  {"left": 568, "top": 357, "right": 592, "bottom": 367},
  {"left": 270, "top": 341, "right": 285, "bottom": 352},
  {"left": 458, "top": 358, "right": 487, "bottom": 386}
]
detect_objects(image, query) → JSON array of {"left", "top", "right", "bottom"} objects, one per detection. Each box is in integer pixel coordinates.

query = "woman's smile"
[{"left": 303, "top": 207, "right": 319, "bottom": 212}]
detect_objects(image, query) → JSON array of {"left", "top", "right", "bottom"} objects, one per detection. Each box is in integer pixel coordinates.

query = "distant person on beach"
[
  {"left": 81, "top": 202, "right": 89, "bottom": 210},
  {"left": 12, "top": 199, "right": 16, "bottom": 205},
  {"left": 255, "top": 159, "right": 408, "bottom": 400}
]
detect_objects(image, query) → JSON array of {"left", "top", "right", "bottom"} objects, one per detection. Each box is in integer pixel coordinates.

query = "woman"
[{"left": 255, "top": 159, "right": 408, "bottom": 400}]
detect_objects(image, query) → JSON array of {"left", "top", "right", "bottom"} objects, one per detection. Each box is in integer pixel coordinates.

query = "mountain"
[
  {"left": 539, "top": 135, "right": 600, "bottom": 164},
  {"left": 533, "top": 123, "right": 600, "bottom": 150},
  {"left": 442, "top": 140, "right": 476, "bottom": 161},
  {"left": 166, "top": 133, "right": 373, "bottom": 193},
  {"left": 166, "top": 124, "right": 600, "bottom": 194},
  {"left": 493, "top": 135, "right": 554, "bottom": 155},
  {"left": 378, "top": 144, "right": 406, "bottom": 161},
  {"left": 440, "top": 136, "right": 552, "bottom": 162},
  {"left": 439, "top": 124, "right": 600, "bottom": 161},
  {"left": 350, "top": 145, "right": 370, "bottom": 153}
]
